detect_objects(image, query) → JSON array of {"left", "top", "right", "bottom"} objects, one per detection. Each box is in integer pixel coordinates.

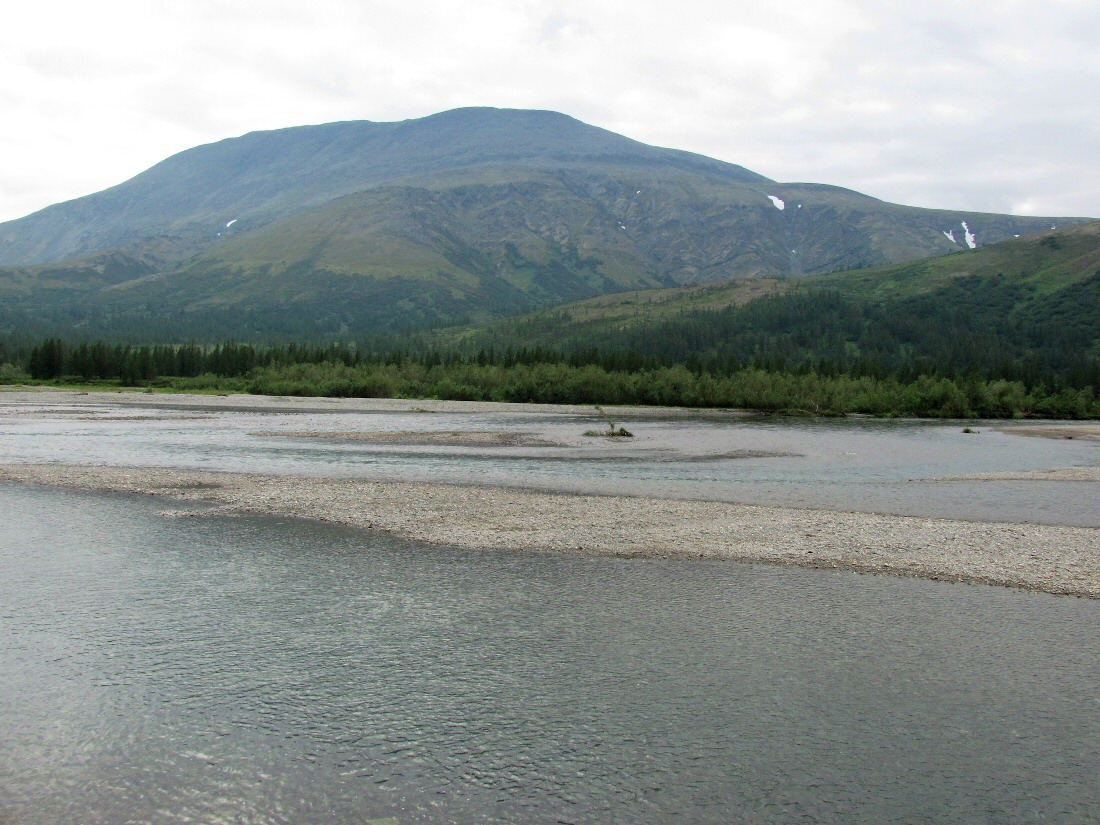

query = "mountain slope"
[
  {"left": 439, "top": 222, "right": 1100, "bottom": 382},
  {"left": 0, "top": 108, "right": 766, "bottom": 266},
  {"left": 0, "top": 108, "right": 1092, "bottom": 338}
]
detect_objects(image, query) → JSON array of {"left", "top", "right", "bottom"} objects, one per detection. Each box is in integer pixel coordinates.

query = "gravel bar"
[{"left": 2, "top": 463, "right": 1097, "bottom": 598}]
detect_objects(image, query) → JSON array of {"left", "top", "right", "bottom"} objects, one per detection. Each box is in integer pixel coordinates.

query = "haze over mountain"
[{"left": 0, "top": 107, "right": 1090, "bottom": 338}]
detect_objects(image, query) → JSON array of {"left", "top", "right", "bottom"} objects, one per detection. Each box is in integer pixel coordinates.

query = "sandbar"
[
  {"left": 930, "top": 467, "right": 1100, "bottom": 482},
  {"left": 251, "top": 430, "right": 561, "bottom": 447},
  {"left": 0, "top": 387, "right": 754, "bottom": 418},
  {"left": 1, "top": 463, "right": 1096, "bottom": 598},
  {"left": 997, "top": 423, "right": 1100, "bottom": 441},
  {"left": 2, "top": 390, "right": 1097, "bottom": 598}
]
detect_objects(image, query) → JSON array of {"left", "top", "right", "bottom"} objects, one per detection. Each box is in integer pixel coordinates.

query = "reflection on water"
[
  {"left": 2, "top": 484, "right": 1098, "bottom": 824},
  {"left": 1, "top": 401, "right": 1098, "bottom": 525}
]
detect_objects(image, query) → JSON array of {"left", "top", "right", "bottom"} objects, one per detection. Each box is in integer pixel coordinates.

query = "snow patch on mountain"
[
  {"left": 226, "top": 219, "right": 238, "bottom": 228},
  {"left": 767, "top": 195, "right": 785, "bottom": 211},
  {"left": 943, "top": 229, "right": 957, "bottom": 244},
  {"left": 961, "top": 221, "right": 977, "bottom": 249}
]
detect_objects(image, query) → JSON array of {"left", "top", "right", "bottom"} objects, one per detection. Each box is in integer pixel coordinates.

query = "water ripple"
[{"left": 1, "top": 483, "right": 1098, "bottom": 824}]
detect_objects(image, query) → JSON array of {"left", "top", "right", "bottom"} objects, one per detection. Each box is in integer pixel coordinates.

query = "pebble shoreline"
[
  {"left": 2, "top": 390, "right": 1097, "bottom": 598},
  {"left": 2, "top": 462, "right": 1097, "bottom": 598}
]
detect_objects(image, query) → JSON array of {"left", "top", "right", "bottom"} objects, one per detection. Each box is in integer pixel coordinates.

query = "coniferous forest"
[
  {"left": 0, "top": 109, "right": 1096, "bottom": 420},
  {"left": 3, "top": 273, "right": 1098, "bottom": 418}
]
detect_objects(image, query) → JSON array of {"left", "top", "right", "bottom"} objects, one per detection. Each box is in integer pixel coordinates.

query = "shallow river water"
[
  {"left": 2, "top": 397, "right": 1099, "bottom": 823},
  {"left": 2, "top": 483, "right": 1098, "bottom": 824},
  {"left": 1, "top": 398, "right": 1098, "bottom": 525}
]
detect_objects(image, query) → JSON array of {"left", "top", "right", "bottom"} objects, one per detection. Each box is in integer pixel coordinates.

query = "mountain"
[
  {"left": 0, "top": 108, "right": 767, "bottom": 267},
  {"left": 0, "top": 107, "right": 1091, "bottom": 338},
  {"left": 442, "top": 221, "right": 1100, "bottom": 384}
]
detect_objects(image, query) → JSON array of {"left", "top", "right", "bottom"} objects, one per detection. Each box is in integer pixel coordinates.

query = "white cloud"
[{"left": 0, "top": 0, "right": 1097, "bottom": 222}]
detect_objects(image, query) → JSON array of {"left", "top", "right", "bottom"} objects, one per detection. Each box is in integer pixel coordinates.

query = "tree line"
[
  {"left": 2, "top": 335, "right": 1097, "bottom": 419},
  {"left": 464, "top": 281, "right": 1100, "bottom": 395},
  {"left": 20, "top": 339, "right": 361, "bottom": 383}
]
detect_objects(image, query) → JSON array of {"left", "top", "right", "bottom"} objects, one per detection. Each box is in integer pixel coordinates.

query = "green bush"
[{"left": 0, "top": 362, "right": 31, "bottom": 384}]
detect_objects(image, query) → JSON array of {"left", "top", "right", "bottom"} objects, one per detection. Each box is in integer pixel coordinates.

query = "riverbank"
[
  {"left": 3, "top": 390, "right": 1097, "bottom": 597},
  {"left": 2, "top": 463, "right": 1097, "bottom": 598},
  {"left": 0, "top": 387, "right": 756, "bottom": 418}
]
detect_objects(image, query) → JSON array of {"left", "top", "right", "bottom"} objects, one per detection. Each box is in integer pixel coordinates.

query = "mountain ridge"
[
  {"left": 0, "top": 107, "right": 769, "bottom": 266},
  {"left": 0, "top": 107, "right": 1092, "bottom": 337}
]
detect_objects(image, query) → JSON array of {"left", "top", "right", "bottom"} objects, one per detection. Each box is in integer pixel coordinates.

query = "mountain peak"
[
  {"left": 0, "top": 107, "right": 770, "bottom": 266},
  {"left": 0, "top": 108, "right": 1092, "bottom": 340}
]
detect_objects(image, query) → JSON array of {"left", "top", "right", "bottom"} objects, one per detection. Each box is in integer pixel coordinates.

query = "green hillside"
[
  {"left": 0, "top": 108, "right": 767, "bottom": 266},
  {"left": 0, "top": 108, "right": 1090, "bottom": 339},
  {"left": 6, "top": 224, "right": 1098, "bottom": 418},
  {"left": 438, "top": 222, "right": 1100, "bottom": 383}
]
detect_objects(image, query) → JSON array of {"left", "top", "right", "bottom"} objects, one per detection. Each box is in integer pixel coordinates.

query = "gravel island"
[
  {"left": 2, "top": 389, "right": 1097, "bottom": 598},
  {"left": 2, "top": 462, "right": 1097, "bottom": 598}
]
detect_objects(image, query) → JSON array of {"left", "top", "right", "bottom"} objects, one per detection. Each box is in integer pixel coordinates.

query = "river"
[{"left": 1, "top": 394, "right": 1098, "bottom": 823}]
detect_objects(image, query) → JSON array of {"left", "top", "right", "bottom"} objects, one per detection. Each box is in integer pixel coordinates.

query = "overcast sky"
[{"left": 2, "top": 0, "right": 1097, "bottom": 223}]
